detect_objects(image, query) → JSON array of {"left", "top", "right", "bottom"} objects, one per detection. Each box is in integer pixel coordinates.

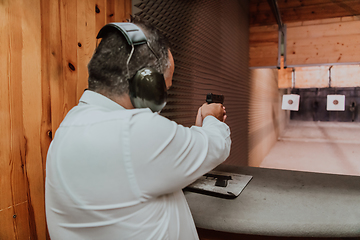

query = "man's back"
[{"left": 45, "top": 90, "right": 231, "bottom": 240}]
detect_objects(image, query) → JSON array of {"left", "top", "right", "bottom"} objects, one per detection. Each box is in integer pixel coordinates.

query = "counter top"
[{"left": 184, "top": 165, "right": 360, "bottom": 237}]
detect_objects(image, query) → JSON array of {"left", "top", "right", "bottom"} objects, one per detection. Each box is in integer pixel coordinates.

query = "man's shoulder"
[
  {"left": 130, "top": 109, "right": 174, "bottom": 126},
  {"left": 60, "top": 104, "right": 162, "bottom": 127}
]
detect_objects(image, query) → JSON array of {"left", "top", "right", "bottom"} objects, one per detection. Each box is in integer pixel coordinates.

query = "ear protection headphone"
[{"left": 96, "top": 22, "right": 167, "bottom": 112}]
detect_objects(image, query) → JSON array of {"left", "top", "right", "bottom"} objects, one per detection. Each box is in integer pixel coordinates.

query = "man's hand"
[{"left": 195, "top": 103, "right": 227, "bottom": 127}]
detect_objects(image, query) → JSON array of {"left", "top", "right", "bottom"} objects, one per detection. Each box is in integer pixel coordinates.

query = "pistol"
[{"left": 206, "top": 93, "right": 224, "bottom": 104}]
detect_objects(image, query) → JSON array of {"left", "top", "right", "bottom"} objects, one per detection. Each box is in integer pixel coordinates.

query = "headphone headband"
[{"left": 96, "top": 22, "right": 147, "bottom": 46}]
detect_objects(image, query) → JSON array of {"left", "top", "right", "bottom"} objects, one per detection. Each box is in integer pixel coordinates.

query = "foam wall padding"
[{"left": 135, "top": 0, "right": 250, "bottom": 165}]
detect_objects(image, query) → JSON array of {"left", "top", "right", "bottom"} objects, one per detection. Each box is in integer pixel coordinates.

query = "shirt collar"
[{"left": 79, "top": 90, "right": 125, "bottom": 111}]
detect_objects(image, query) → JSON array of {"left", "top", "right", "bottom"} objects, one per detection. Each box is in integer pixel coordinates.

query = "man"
[{"left": 45, "top": 19, "right": 231, "bottom": 240}]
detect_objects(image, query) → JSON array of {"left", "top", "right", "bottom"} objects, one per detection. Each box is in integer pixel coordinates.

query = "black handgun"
[{"left": 206, "top": 93, "right": 224, "bottom": 104}]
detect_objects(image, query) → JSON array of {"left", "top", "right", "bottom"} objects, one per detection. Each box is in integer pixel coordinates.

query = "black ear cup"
[{"left": 129, "top": 67, "right": 167, "bottom": 112}]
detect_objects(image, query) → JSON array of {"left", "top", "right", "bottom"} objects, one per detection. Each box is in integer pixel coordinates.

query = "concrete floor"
[{"left": 260, "top": 120, "right": 360, "bottom": 176}]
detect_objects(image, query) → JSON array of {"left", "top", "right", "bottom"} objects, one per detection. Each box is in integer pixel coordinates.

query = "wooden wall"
[
  {"left": 287, "top": 16, "right": 360, "bottom": 66},
  {"left": 331, "top": 65, "right": 360, "bottom": 87},
  {"left": 278, "top": 63, "right": 360, "bottom": 89},
  {"left": 248, "top": 69, "right": 289, "bottom": 167},
  {"left": 250, "top": 0, "right": 360, "bottom": 26},
  {"left": 262, "top": 17, "right": 360, "bottom": 89},
  {"left": 283, "top": 64, "right": 360, "bottom": 89},
  {"left": 0, "top": 1, "right": 131, "bottom": 239},
  {"left": 249, "top": 24, "right": 278, "bottom": 68},
  {"left": 250, "top": 17, "right": 360, "bottom": 70}
]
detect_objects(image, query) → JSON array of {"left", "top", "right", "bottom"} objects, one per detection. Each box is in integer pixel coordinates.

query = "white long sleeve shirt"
[{"left": 45, "top": 90, "right": 231, "bottom": 240}]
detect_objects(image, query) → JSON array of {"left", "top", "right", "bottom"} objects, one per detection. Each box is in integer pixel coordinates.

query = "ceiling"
[{"left": 250, "top": 0, "right": 360, "bottom": 26}]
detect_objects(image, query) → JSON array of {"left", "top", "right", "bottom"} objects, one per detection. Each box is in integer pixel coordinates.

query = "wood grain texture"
[
  {"left": 106, "top": 0, "right": 115, "bottom": 23},
  {"left": 294, "top": 66, "right": 329, "bottom": 88},
  {"left": 0, "top": 3, "right": 17, "bottom": 239},
  {"left": 60, "top": 0, "right": 78, "bottom": 122},
  {"left": 250, "top": 0, "right": 360, "bottom": 26},
  {"left": 279, "top": 0, "right": 360, "bottom": 23},
  {"left": 40, "top": 1, "right": 53, "bottom": 239},
  {"left": 40, "top": 0, "right": 53, "bottom": 177},
  {"left": 95, "top": 0, "right": 106, "bottom": 35},
  {"left": 249, "top": 25, "right": 278, "bottom": 67},
  {"left": 114, "top": 0, "right": 131, "bottom": 22},
  {"left": 21, "top": 0, "right": 47, "bottom": 238},
  {"left": 287, "top": 18, "right": 360, "bottom": 66},
  {"left": 331, "top": 65, "right": 360, "bottom": 87},
  {"left": 0, "top": 0, "right": 32, "bottom": 239},
  {"left": 1, "top": 0, "right": 131, "bottom": 239},
  {"left": 49, "top": 0, "right": 65, "bottom": 135},
  {"left": 279, "top": 63, "right": 360, "bottom": 89},
  {"left": 49, "top": 0, "right": 132, "bottom": 143},
  {"left": 76, "top": 0, "right": 94, "bottom": 100},
  {"left": 286, "top": 15, "right": 360, "bottom": 27}
]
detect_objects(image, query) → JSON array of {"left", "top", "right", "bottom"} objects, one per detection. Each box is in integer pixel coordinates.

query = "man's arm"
[{"left": 129, "top": 105, "right": 231, "bottom": 198}]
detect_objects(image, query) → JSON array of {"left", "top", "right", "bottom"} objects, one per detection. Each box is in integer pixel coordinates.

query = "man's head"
[{"left": 87, "top": 19, "right": 174, "bottom": 99}]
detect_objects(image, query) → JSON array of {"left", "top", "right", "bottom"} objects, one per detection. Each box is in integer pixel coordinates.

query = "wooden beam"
[
  {"left": 294, "top": 66, "right": 329, "bottom": 88},
  {"left": 331, "top": 65, "right": 360, "bottom": 87},
  {"left": 250, "top": 0, "right": 360, "bottom": 26}
]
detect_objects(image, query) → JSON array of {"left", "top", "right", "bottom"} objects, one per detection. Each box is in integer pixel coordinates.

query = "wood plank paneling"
[
  {"left": 0, "top": 0, "right": 32, "bottom": 238},
  {"left": 40, "top": 0, "right": 53, "bottom": 187},
  {"left": 286, "top": 15, "right": 360, "bottom": 27},
  {"left": 40, "top": 1, "right": 53, "bottom": 239},
  {"left": 331, "top": 65, "right": 360, "bottom": 87},
  {"left": 249, "top": 24, "right": 278, "bottom": 67},
  {"left": 0, "top": 2, "right": 17, "bottom": 239},
  {"left": 250, "top": 0, "right": 360, "bottom": 26},
  {"left": 106, "top": 0, "right": 115, "bottom": 23},
  {"left": 49, "top": 0, "right": 65, "bottom": 135},
  {"left": 59, "top": 0, "right": 78, "bottom": 125},
  {"left": 293, "top": 66, "right": 329, "bottom": 88},
  {"left": 21, "top": 0, "right": 47, "bottom": 238},
  {"left": 279, "top": 64, "right": 360, "bottom": 88},
  {"left": 250, "top": 0, "right": 355, "bottom": 12},
  {"left": 287, "top": 18, "right": 360, "bottom": 66},
  {"left": 277, "top": 0, "right": 360, "bottom": 9},
  {"left": 114, "top": 0, "right": 131, "bottom": 22},
  {"left": 76, "top": 0, "right": 95, "bottom": 100},
  {"left": 1, "top": 0, "right": 132, "bottom": 239},
  {"left": 279, "top": 0, "right": 360, "bottom": 24},
  {"left": 95, "top": 0, "right": 106, "bottom": 34},
  {"left": 288, "top": 20, "right": 360, "bottom": 39}
]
